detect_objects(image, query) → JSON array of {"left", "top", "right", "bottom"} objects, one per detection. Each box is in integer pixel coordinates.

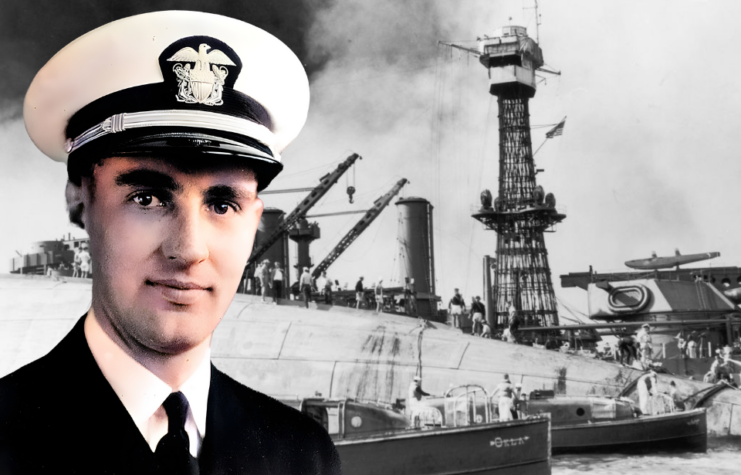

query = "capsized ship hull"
[{"left": 1, "top": 273, "right": 739, "bottom": 437}]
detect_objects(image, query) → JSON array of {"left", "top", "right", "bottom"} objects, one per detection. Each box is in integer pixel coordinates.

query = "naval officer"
[{"left": 0, "top": 11, "right": 341, "bottom": 475}]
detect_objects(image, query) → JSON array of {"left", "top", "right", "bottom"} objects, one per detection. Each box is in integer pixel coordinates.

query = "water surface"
[{"left": 552, "top": 441, "right": 740, "bottom": 475}]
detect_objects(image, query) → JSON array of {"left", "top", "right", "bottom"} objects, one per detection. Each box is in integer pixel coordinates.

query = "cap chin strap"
[{"left": 65, "top": 109, "right": 278, "bottom": 162}]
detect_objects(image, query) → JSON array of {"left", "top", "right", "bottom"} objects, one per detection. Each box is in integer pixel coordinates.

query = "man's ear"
[{"left": 65, "top": 180, "right": 86, "bottom": 229}]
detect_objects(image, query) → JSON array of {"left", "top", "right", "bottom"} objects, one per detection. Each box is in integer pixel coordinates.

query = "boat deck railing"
[{"left": 443, "top": 384, "right": 492, "bottom": 427}]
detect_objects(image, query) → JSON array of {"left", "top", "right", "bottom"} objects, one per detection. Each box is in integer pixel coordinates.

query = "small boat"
[
  {"left": 522, "top": 390, "right": 707, "bottom": 454},
  {"left": 280, "top": 385, "right": 552, "bottom": 475},
  {"left": 414, "top": 385, "right": 707, "bottom": 455},
  {"left": 334, "top": 417, "right": 551, "bottom": 475},
  {"left": 624, "top": 250, "right": 720, "bottom": 270}
]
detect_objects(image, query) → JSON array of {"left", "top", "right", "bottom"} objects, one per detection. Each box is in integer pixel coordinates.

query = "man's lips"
[{"left": 146, "top": 279, "right": 212, "bottom": 305}]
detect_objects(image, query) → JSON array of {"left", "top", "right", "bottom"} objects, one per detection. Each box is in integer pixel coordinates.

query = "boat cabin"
[
  {"left": 280, "top": 397, "right": 409, "bottom": 440},
  {"left": 522, "top": 390, "right": 636, "bottom": 427}
]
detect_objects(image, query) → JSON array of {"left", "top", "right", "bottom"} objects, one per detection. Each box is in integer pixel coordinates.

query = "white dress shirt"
[{"left": 84, "top": 311, "right": 211, "bottom": 457}]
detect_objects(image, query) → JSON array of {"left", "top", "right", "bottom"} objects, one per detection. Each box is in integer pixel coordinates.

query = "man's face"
[{"left": 82, "top": 156, "right": 263, "bottom": 355}]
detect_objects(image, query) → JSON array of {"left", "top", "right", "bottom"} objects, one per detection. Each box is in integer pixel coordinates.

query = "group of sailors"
[
  {"left": 405, "top": 369, "right": 697, "bottom": 429},
  {"left": 250, "top": 259, "right": 286, "bottom": 303},
  {"left": 355, "top": 276, "right": 418, "bottom": 315},
  {"left": 44, "top": 244, "right": 92, "bottom": 279},
  {"left": 614, "top": 323, "right": 654, "bottom": 368},
  {"left": 490, "top": 374, "right": 525, "bottom": 421},
  {"left": 635, "top": 371, "right": 687, "bottom": 415},
  {"left": 703, "top": 347, "right": 741, "bottom": 385},
  {"left": 248, "top": 264, "right": 424, "bottom": 316},
  {"left": 674, "top": 330, "right": 711, "bottom": 359},
  {"left": 405, "top": 373, "right": 526, "bottom": 427},
  {"left": 448, "top": 289, "right": 513, "bottom": 340},
  {"left": 247, "top": 260, "right": 341, "bottom": 306}
]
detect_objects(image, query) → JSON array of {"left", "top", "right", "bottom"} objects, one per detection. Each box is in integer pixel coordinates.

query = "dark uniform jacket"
[{"left": 0, "top": 316, "right": 341, "bottom": 474}]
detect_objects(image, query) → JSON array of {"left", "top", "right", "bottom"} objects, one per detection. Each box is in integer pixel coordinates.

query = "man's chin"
[
  {"left": 131, "top": 307, "right": 216, "bottom": 353},
  {"left": 148, "top": 337, "right": 202, "bottom": 356},
  {"left": 141, "top": 324, "right": 210, "bottom": 355}
]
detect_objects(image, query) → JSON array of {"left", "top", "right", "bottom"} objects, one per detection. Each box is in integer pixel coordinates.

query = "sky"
[{"left": 2, "top": 0, "right": 740, "bottom": 321}]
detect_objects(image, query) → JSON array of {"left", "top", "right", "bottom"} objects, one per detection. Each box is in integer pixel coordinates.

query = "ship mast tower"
[{"left": 471, "top": 25, "right": 565, "bottom": 330}]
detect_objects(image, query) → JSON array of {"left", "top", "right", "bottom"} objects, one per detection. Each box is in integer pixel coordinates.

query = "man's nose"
[{"left": 163, "top": 206, "right": 210, "bottom": 265}]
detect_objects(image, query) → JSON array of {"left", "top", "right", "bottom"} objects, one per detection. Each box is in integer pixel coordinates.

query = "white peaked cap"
[{"left": 24, "top": 10, "right": 310, "bottom": 190}]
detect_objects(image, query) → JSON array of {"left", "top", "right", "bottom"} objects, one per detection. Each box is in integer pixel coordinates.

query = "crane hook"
[{"left": 347, "top": 186, "right": 355, "bottom": 204}]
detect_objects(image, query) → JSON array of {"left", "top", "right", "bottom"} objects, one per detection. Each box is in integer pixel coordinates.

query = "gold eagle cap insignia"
[{"left": 167, "top": 43, "right": 237, "bottom": 106}]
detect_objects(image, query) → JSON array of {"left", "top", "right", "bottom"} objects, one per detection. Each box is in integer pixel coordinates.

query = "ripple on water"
[{"left": 552, "top": 444, "right": 741, "bottom": 475}]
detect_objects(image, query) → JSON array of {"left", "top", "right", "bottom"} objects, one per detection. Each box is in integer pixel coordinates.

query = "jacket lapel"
[
  {"left": 51, "top": 316, "right": 159, "bottom": 473},
  {"left": 198, "top": 367, "right": 272, "bottom": 475}
]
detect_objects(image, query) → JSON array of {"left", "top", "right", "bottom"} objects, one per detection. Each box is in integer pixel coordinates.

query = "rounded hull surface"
[{"left": 0, "top": 274, "right": 739, "bottom": 438}]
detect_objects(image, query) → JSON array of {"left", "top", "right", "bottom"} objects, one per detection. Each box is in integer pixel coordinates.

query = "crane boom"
[
  {"left": 312, "top": 178, "right": 408, "bottom": 279},
  {"left": 259, "top": 187, "right": 316, "bottom": 195},
  {"left": 247, "top": 153, "right": 362, "bottom": 266},
  {"left": 439, "top": 41, "right": 480, "bottom": 56},
  {"left": 306, "top": 210, "right": 368, "bottom": 219}
]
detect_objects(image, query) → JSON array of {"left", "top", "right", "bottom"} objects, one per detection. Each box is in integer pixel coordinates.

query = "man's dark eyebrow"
[
  {"left": 114, "top": 169, "right": 182, "bottom": 192},
  {"left": 204, "top": 185, "right": 254, "bottom": 202}
]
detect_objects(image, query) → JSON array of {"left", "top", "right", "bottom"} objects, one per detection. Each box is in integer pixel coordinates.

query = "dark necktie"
[{"left": 155, "top": 392, "right": 200, "bottom": 475}]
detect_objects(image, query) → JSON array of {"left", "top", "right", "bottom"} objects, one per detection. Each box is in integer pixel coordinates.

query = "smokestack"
[
  {"left": 396, "top": 196, "right": 436, "bottom": 296},
  {"left": 253, "top": 208, "right": 290, "bottom": 294}
]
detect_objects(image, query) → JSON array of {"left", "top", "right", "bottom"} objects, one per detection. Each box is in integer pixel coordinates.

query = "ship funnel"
[
  {"left": 396, "top": 197, "right": 436, "bottom": 314},
  {"left": 251, "top": 208, "right": 289, "bottom": 294}
]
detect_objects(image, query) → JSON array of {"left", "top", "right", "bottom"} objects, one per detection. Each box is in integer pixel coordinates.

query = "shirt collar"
[{"left": 84, "top": 310, "right": 211, "bottom": 438}]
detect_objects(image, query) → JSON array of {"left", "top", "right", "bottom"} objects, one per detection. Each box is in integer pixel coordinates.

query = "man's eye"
[
  {"left": 132, "top": 193, "right": 163, "bottom": 208},
  {"left": 213, "top": 203, "right": 232, "bottom": 215}
]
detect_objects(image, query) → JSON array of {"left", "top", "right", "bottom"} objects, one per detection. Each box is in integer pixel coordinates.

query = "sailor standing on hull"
[
  {"left": 637, "top": 370, "right": 659, "bottom": 415},
  {"left": 512, "top": 382, "right": 524, "bottom": 420},
  {"left": 491, "top": 374, "right": 515, "bottom": 422},
  {"left": 618, "top": 332, "right": 638, "bottom": 366},
  {"left": 471, "top": 296, "right": 485, "bottom": 336},
  {"left": 323, "top": 272, "right": 333, "bottom": 304},
  {"left": 375, "top": 278, "right": 384, "bottom": 313},
  {"left": 404, "top": 277, "right": 417, "bottom": 317},
  {"left": 300, "top": 267, "right": 313, "bottom": 308},
  {"left": 636, "top": 324, "right": 653, "bottom": 368},
  {"left": 448, "top": 288, "right": 466, "bottom": 329},
  {"left": 355, "top": 276, "right": 365, "bottom": 309},
  {"left": 407, "top": 376, "right": 431, "bottom": 428},
  {"left": 270, "top": 262, "right": 284, "bottom": 304},
  {"left": 686, "top": 331, "right": 702, "bottom": 358}
]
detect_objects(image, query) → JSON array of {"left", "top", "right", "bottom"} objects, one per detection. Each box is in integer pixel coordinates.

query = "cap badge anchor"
[{"left": 167, "top": 43, "right": 236, "bottom": 105}]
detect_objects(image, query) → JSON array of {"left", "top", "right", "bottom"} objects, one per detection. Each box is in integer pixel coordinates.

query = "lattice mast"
[{"left": 471, "top": 25, "right": 565, "bottom": 329}]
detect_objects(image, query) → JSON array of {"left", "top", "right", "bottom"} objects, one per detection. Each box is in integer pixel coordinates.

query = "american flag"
[{"left": 545, "top": 118, "right": 566, "bottom": 139}]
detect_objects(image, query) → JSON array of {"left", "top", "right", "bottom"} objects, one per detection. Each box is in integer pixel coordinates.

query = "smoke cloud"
[
  {"left": 4, "top": 0, "right": 739, "bottom": 319},
  {"left": 0, "top": 0, "right": 332, "bottom": 120},
  {"left": 265, "top": 0, "right": 507, "bottom": 296}
]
